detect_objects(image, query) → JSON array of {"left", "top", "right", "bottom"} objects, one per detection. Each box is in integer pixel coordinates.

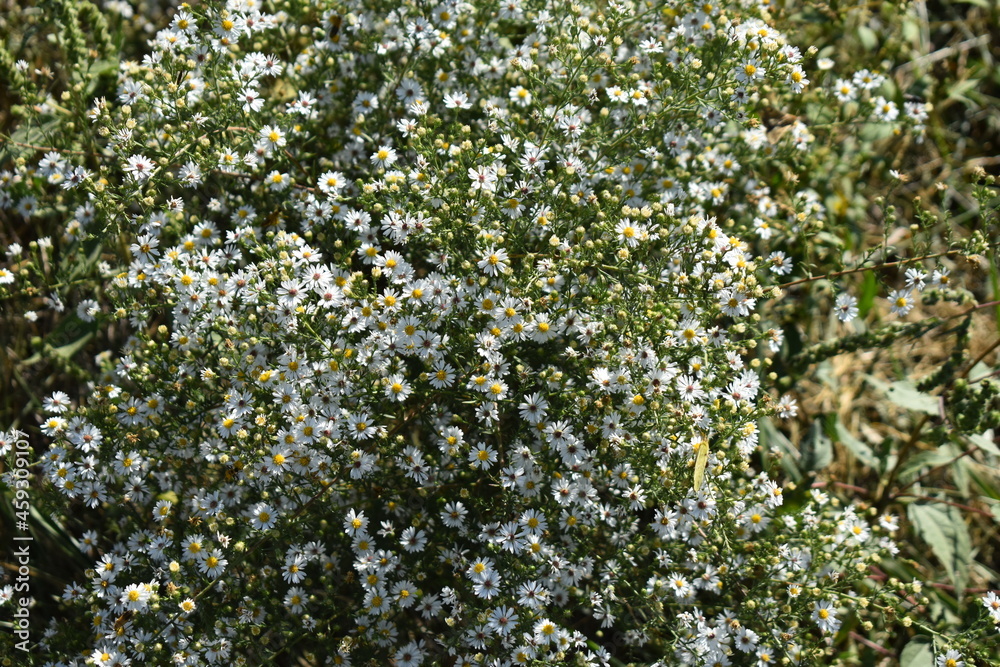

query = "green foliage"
[{"left": 908, "top": 503, "right": 973, "bottom": 597}]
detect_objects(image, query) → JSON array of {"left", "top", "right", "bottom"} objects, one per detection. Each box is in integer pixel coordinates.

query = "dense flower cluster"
[{"left": 1, "top": 0, "right": 996, "bottom": 665}]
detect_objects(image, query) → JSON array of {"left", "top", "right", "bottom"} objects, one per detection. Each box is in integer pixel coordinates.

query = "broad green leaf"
[
  {"left": 868, "top": 377, "right": 938, "bottom": 415},
  {"left": 52, "top": 332, "right": 94, "bottom": 360},
  {"left": 82, "top": 59, "right": 120, "bottom": 96},
  {"left": 28, "top": 504, "right": 92, "bottom": 569},
  {"left": 897, "top": 445, "right": 961, "bottom": 483},
  {"left": 948, "top": 78, "right": 982, "bottom": 103},
  {"left": 988, "top": 499, "right": 1000, "bottom": 524},
  {"left": 19, "top": 328, "right": 94, "bottom": 366},
  {"left": 859, "top": 122, "right": 897, "bottom": 141},
  {"left": 813, "top": 231, "right": 845, "bottom": 249},
  {"left": 835, "top": 420, "right": 879, "bottom": 470},
  {"left": 800, "top": 418, "right": 833, "bottom": 472},
  {"left": 856, "top": 26, "right": 878, "bottom": 51},
  {"left": 949, "top": 434, "right": 972, "bottom": 498},
  {"left": 815, "top": 360, "right": 836, "bottom": 390},
  {"left": 9, "top": 117, "right": 62, "bottom": 146},
  {"left": 968, "top": 362, "right": 992, "bottom": 380},
  {"left": 858, "top": 271, "right": 877, "bottom": 318},
  {"left": 952, "top": 453, "right": 971, "bottom": 497},
  {"left": 901, "top": 18, "right": 921, "bottom": 46},
  {"left": 899, "top": 636, "right": 934, "bottom": 667},
  {"left": 968, "top": 429, "right": 999, "bottom": 457},
  {"left": 907, "top": 503, "right": 971, "bottom": 596},
  {"left": 65, "top": 241, "right": 104, "bottom": 281},
  {"left": 969, "top": 468, "right": 1000, "bottom": 501},
  {"left": 760, "top": 418, "right": 801, "bottom": 482}
]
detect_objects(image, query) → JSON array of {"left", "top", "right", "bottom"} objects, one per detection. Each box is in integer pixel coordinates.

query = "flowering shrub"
[{"left": 1, "top": 0, "right": 999, "bottom": 665}]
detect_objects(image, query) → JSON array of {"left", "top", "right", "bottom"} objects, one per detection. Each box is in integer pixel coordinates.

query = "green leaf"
[
  {"left": 800, "top": 418, "right": 833, "bottom": 471},
  {"left": 968, "top": 361, "right": 992, "bottom": 380},
  {"left": 907, "top": 502, "right": 971, "bottom": 596},
  {"left": 987, "top": 499, "right": 1000, "bottom": 525},
  {"left": 28, "top": 504, "right": 93, "bottom": 570},
  {"left": 968, "top": 429, "right": 999, "bottom": 457},
  {"left": 901, "top": 18, "right": 921, "bottom": 46},
  {"left": 835, "top": 420, "right": 880, "bottom": 470},
  {"left": 65, "top": 240, "right": 104, "bottom": 281},
  {"left": 813, "top": 231, "right": 845, "bottom": 249},
  {"left": 52, "top": 332, "right": 94, "bottom": 360},
  {"left": 886, "top": 382, "right": 939, "bottom": 414},
  {"left": 9, "top": 118, "right": 61, "bottom": 146},
  {"left": 858, "top": 271, "right": 877, "bottom": 318},
  {"left": 899, "top": 636, "right": 934, "bottom": 667},
  {"left": 815, "top": 360, "right": 837, "bottom": 390},
  {"left": 858, "top": 122, "right": 897, "bottom": 142},
  {"left": 867, "top": 377, "right": 938, "bottom": 415},
  {"left": 760, "top": 418, "right": 801, "bottom": 482},
  {"left": 89, "top": 59, "right": 120, "bottom": 76},
  {"left": 951, "top": 451, "right": 971, "bottom": 497},
  {"left": 969, "top": 468, "right": 1000, "bottom": 502},
  {"left": 948, "top": 78, "right": 982, "bottom": 104},
  {"left": 856, "top": 26, "right": 878, "bottom": 51},
  {"left": 897, "top": 444, "right": 961, "bottom": 483},
  {"left": 19, "top": 321, "right": 96, "bottom": 367}
]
